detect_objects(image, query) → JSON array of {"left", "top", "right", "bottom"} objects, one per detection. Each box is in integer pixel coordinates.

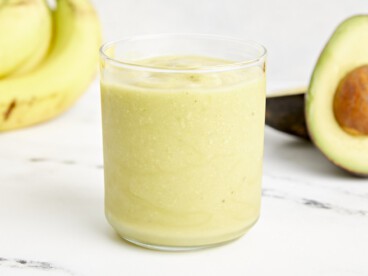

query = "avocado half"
[{"left": 306, "top": 15, "right": 368, "bottom": 176}]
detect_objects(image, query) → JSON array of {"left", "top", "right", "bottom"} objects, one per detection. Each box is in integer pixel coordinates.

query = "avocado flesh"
[{"left": 306, "top": 15, "right": 368, "bottom": 175}]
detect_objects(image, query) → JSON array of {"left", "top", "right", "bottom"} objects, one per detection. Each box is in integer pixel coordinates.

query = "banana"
[
  {"left": 0, "top": 0, "right": 101, "bottom": 131},
  {"left": 0, "top": 0, "right": 52, "bottom": 77},
  {"left": 10, "top": 1, "right": 53, "bottom": 76}
]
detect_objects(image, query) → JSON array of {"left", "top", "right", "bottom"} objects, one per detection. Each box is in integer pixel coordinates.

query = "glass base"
[
  {"left": 113, "top": 216, "right": 259, "bottom": 252},
  {"left": 122, "top": 235, "right": 242, "bottom": 252}
]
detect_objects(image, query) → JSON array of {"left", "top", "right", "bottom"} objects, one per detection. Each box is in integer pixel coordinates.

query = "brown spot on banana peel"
[
  {"left": 3, "top": 100, "right": 16, "bottom": 121},
  {"left": 0, "top": 69, "right": 97, "bottom": 131},
  {"left": 266, "top": 91, "right": 310, "bottom": 140},
  {"left": 0, "top": 93, "right": 70, "bottom": 131}
]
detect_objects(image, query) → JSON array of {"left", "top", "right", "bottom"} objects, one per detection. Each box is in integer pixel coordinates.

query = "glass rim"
[{"left": 99, "top": 33, "right": 267, "bottom": 73}]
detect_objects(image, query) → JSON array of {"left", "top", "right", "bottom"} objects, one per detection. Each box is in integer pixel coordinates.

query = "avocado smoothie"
[
  {"left": 100, "top": 35, "right": 266, "bottom": 250},
  {"left": 101, "top": 55, "right": 265, "bottom": 248}
]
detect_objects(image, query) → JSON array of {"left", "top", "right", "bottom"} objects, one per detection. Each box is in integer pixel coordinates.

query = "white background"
[{"left": 95, "top": 0, "right": 367, "bottom": 90}]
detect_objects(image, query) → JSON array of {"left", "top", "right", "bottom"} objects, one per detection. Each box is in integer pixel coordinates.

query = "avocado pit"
[{"left": 333, "top": 65, "right": 368, "bottom": 135}]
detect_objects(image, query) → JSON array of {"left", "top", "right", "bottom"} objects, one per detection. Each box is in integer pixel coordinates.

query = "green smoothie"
[{"left": 101, "top": 55, "right": 265, "bottom": 247}]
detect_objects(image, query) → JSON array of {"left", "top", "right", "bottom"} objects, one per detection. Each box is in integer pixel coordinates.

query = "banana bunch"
[{"left": 0, "top": 0, "right": 101, "bottom": 131}]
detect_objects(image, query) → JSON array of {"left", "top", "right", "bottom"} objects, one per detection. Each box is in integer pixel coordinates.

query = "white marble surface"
[{"left": 2, "top": 0, "right": 368, "bottom": 275}]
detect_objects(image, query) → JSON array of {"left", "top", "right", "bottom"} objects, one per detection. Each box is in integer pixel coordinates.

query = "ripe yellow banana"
[
  {"left": 0, "top": 0, "right": 101, "bottom": 131},
  {"left": 0, "top": 0, "right": 52, "bottom": 77}
]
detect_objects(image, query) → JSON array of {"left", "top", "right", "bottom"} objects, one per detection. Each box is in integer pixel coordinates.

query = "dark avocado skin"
[{"left": 266, "top": 92, "right": 310, "bottom": 140}]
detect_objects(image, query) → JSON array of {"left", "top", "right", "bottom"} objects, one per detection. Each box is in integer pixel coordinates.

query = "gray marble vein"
[
  {"left": 0, "top": 257, "right": 74, "bottom": 275},
  {"left": 27, "top": 156, "right": 103, "bottom": 170},
  {"left": 262, "top": 188, "right": 368, "bottom": 216}
]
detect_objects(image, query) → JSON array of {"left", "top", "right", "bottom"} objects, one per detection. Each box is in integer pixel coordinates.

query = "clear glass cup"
[{"left": 100, "top": 34, "right": 266, "bottom": 251}]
